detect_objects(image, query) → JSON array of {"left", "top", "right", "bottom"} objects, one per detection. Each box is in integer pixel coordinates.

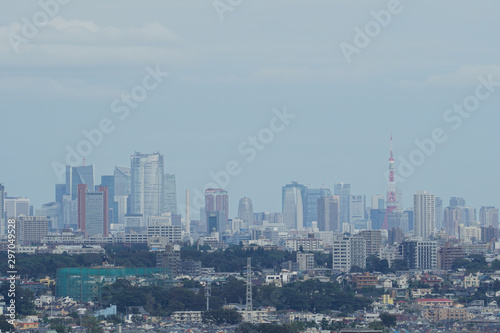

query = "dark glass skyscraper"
[{"left": 304, "top": 187, "right": 331, "bottom": 228}]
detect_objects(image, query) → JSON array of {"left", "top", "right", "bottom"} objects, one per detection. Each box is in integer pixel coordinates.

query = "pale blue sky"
[{"left": 1, "top": 0, "right": 500, "bottom": 217}]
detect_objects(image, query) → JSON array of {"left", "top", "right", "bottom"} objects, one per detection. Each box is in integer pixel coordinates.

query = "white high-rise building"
[
  {"left": 414, "top": 191, "right": 435, "bottom": 240},
  {"left": 282, "top": 182, "right": 305, "bottom": 230},
  {"left": 332, "top": 234, "right": 366, "bottom": 272},
  {"left": 130, "top": 152, "right": 164, "bottom": 220},
  {"left": 238, "top": 197, "right": 254, "bottom": 229},
  {"left": 349, "top": 195, "right": 365, "bottom": 225}
]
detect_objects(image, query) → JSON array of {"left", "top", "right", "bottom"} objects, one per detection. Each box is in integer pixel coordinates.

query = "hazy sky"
[{"left": 1, "top": 0, "right": 500, "bottom": 218}]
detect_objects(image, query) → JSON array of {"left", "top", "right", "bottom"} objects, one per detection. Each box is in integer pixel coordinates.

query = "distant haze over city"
[{"left": 1, "top": 1, "right": 500, "bottom": 216}]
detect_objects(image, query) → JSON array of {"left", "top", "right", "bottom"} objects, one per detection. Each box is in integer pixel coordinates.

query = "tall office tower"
[
  {"left": 114, "top": 166, "right": 131, "bottom": 196},
  {"left": 4, "top": 197, "right": 30, "bottom": 219},
  {"left": 317, "top": 195, "right": 340, "bottom": 232},
  {"left": 16, "top": 215, "right": 48, "bottom": 246},
  {"left": 164, "top": 174, "right": 177, "bottom": 214},
  {"left": 405, "top": 209, "right": 414, "bottom": 231},
  {"left": 356, "top": 229, "right": 382, "bottom": 257},
  {"left": 55, "top": 184, "right": 66, "bottom": 204},
  {"left": 399, "top": 238, "right": 437, "bottom": 270},
  {"left": 443, "top": 207, "right": 461, "bottom": 235},
  {"left": 205, "top": 188, "right": 229, "bottom": 233},
  {"left": 461, "top": 207, "right": 476, "bottom": 226},
  {"left": 100, "top": 175, "right": 115, "bottom": 223},
  {"left": 435, "top": 197, "right": 443, "bottom": 230},
  {"left": 370, "top": 208, "right": 386, "bottom": 230},
  {"left": 238, "top": 197, "right": 254, "bottom": 228},
  {"left": 450, "top": 197, "right": 466, "bottom": 207},
  {"left": 36, "top": 202, "right": 60, "bottom": 230},
  {"left": 371, "top": 194, "right": 385, "bottom": 210},
  {"left": 414, "top": 191, "right": 435, "bottom": 240},
  {"left": 0, "top": 184, "right": 4, "bottom": 234},
  {"left": 387, "top": 211, "right": 410, "bottom": 233},
  {"left": 62, "top": 195, "right": 77, "bottom": 229},
  {"left": 77, "top": 184, "right": 109, "bottom": 238},
  {"left": 304, "top": 187, "right": 331, "bottom": 228},
  {"left": 480, "top": 206, "right": 499, "bottom": 228},
  {"left": 349, "top": 195, "right": 365, "bottom": 224},
  {"left": 282, "top": 182, "right": 306, "bottom": 230},
  {"left": 382, "top": 136, "right": 398, "bottom": 229},
  {"left": 130, "top": 152, "right": 164, "bottom": 219},
  {"left": 334, "top": 182, "right": 351, "bottom": 225},
  {"left": 65, "top": 165, "right": 95, "bottom": 200},
  {"left": 332, "top": 234, "right": 366, "bottom": 272},
  {"left": 396, "top": 188, "right": 404, "bottom": 211}
]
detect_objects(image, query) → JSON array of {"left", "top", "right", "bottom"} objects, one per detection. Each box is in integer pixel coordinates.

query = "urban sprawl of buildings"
[{"left": 2, "top": 148, "right": 500, "bottom": 332}]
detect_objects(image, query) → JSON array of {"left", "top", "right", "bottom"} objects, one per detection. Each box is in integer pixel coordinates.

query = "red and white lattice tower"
[{"left": 382, "top": 134, "right": 398, "bottom": 230}]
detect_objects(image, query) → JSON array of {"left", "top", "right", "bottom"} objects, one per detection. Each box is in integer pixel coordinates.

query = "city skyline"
[{"left": 2, "top": 1, "right": 500, "bottom": 216}]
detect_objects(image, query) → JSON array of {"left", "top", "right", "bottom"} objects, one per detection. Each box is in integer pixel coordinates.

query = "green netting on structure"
[{"left": 56, "top": 267, "right": 170, "bottom": 302}]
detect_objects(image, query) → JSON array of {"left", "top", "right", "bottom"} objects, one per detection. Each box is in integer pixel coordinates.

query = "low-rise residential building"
[
  {"left": 172, "top": 311, "right": 203, "bottom": 324},
  {"left": 424, "top": 307, "right": 469, "bottom": 321},
  {"left": 352, "top": 272, "right": 378, "bottom": 289}
]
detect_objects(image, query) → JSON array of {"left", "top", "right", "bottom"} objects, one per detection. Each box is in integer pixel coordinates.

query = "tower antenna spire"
[{"left": 382, "top": 133, "right": 398, "bottom": 229}]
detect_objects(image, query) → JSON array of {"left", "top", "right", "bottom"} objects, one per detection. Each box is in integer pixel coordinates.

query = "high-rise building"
[
  {"left": 100, "top": 175, "right": 115, "bottom": 223},
  {"left": 443, "top": 207, "right": 461, "bottom": 237},
  {"left": 4, "top": 197, "right": 30, "bottom": 219},
  {"left": 332, "top": 234, "right": 366, "bottom": 272},
  {"left": 114, "top": 166, "right": 131, "bottom": 196},
  {"left": 349, "top": 195, "right": 366, "bottom": 225},
  {"left": 164, "top": 174, "right": 177, "bottom": 214},
  {"left": 304, "top": 187, "right": 331, "bottom": 228},
  {"left": 400, "top": 238, "right": 437, "bottom": 270},
  {"left": 460, "top": 207, "right": 476, "bottom": 226},
  {"left": 371, "top": 194, "right": 385, "bottom": 210},
  {"left": 481, "top": 226, "right": 499, "bottom": 243},
  {"left": 388, "top": 227, "right": 405, "bottom": 245},
  {"left": 370, "top": 208, "right": 386, "bottom": 230},
  {"left": 334, "top": 183, "right": 351, "bottom": 225},
  {"left": 130, "top": 152, "right": 164, "bottom": 219},
  {"left": 480, "top": 206, "right": 499, "bottom": 228},
  {"left": 55, "top": 184, "right": 66, "bottom": 205},
  {"left": 282, "top": 182, "right": 306, "bottom": 230},
  {"left": 16, "top": 215, "right": 48, "bottom": 246},
  {"left": 387, "top": 210, "right": 410, "bottom": 233},
  {"left": 450, "top": 197, "right": 466, "bottom": 207},
  {"left": 77, "top": 184, "right": 109, "bottom": 238},
  {"left": 205, "top": 189, "right": 229, "bottom": 234},
  {"left": 237, "top": 197, "right": 253, "bottom": 229},
  {"left": 356, "top": 229, "right": 382, "bottom": 257},
  {"left": 36, "top": 202, "right": 60, "bottom": 230},
  {"left": 317, "top": 195, "right": 340, "bottom": 232},
  {"left": 414, "top": 191, "right": 435, "bottom": 240},
  {"left": 66, "top": 165, "right": 95, "bottom": 200},
  {"left": 437, "top": 243, "right": 465, "bottom": 270},
  {"left": 435, "top": 197, "right": 443, "bottom": 230},
  {"left": 297, "top": 252, "right": 315, "bottom": 271}
]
